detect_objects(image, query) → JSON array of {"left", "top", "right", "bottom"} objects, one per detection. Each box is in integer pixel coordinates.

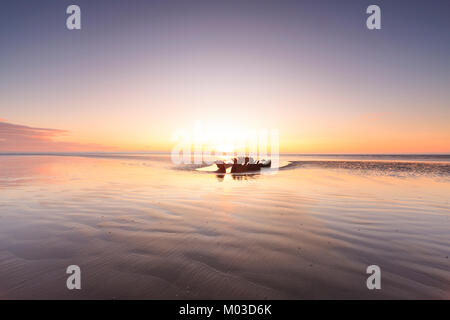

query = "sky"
[{"left": 1, "top": 0, "right": 449, "bottom": 153}]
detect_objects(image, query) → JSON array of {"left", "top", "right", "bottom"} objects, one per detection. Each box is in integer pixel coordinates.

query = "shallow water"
[{"left": 0, "top": 154, "right": 449, "bottom": 299}]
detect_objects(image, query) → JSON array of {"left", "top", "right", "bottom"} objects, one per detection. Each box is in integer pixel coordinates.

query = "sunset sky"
[{"left": 1, "top": 0, "right": 449, "bottom": 153}]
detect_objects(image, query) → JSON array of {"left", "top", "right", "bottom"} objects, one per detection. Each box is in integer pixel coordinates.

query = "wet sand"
[{"left": 0, "top": 154, "right": 449, "bottom": 299}]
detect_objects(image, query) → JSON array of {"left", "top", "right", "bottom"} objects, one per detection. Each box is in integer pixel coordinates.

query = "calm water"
[{"left": 0, "top": 154, "right": 449, "bottom": 299}]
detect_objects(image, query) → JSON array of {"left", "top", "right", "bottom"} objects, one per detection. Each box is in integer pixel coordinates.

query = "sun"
[{"left": 214, "top": 143, "right": 235, "bottom": 154}]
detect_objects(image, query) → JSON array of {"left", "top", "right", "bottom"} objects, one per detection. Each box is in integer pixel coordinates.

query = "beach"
[{"left": 0, "top": 154, "right": 449, "bottom": 299}]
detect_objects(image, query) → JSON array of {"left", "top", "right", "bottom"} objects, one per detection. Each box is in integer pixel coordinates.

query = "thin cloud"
[{"left": 0, "top": 119, "right": 115, "bottom": 152}]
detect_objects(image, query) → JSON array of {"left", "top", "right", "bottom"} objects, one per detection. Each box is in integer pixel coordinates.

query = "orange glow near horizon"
[{"left": 1, "top": 113, "right": 450, "bottom": 154}]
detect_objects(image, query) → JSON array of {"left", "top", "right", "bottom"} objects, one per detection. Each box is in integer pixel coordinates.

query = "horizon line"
[{"left": 1, "top": 151, "right": 449, "bottom": 156}]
